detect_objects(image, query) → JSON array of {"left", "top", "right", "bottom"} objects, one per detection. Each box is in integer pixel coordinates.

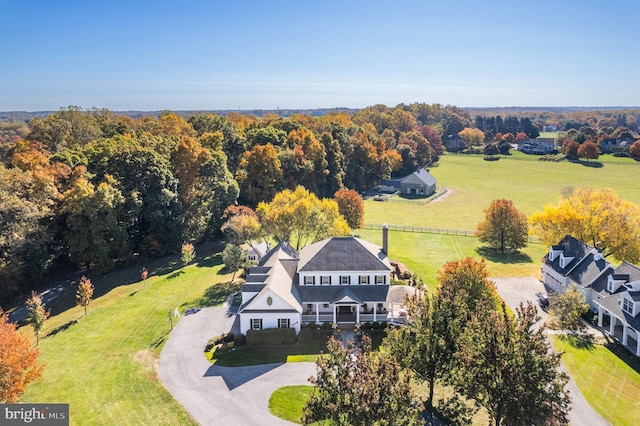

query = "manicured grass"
[
  {"left": 268, "top": 385, "right": 313, "bottom": 424},
  {"left": 365, "top": 152, "right": 640, "bottom": 231},
  {"left": 211, "top": 337, "right": 329, "bottom": 367},
  {"left": 19, "top": 243, "right": 235, "bottom": 425},
  {"left": 356, "top": 229, "right": 546, "bottom": 287},
  {"left": 550, "top": 335, "right": 640, "bottom": 426}
]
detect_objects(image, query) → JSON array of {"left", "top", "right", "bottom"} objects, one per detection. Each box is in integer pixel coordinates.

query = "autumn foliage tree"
[
  {"left": 333, "top": 188, "right": 365, "bottom": 229},
  {"left": 257, "top": 186, "right": 350, "bottom": 250},
  {"left": 458, "top": 127, "right": 485, "bottom": 148},
  {"left": 454, "top": 303, "right": 570, "bottom": 426},
  {"left": 476, "top": 199, "right": 529, "bottom": 253},
  {"left": 303, "top": 335, "right": 420, "bottom": 425},
  {"left": 577, "top": 140, "right": 599, "bottom": 160},
  {"left": 26, "top": 291, "right": 50, "bottom": 346},
  {"left": 529, "top": 188, "right": 640, "bottom": 263},
  {"left": 548, "top": 285, "right": 589, "bottom": 331},
  {"left": 76, "top": 276, "right": 94, "bottom": 316},
  {"left": 629, "top": 140, "right": 640, "bottom": 159},
  {"left": 0, "top": 309, "right": 44, "bottom": 402}
]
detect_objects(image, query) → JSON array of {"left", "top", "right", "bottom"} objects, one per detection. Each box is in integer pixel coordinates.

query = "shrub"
[
  {"left": 246, "top": 329, "right": 265, "bottom": 345},
  {"left": 233, "top": 333, "right": 246, "bottom": 346},
  {"left": 298, "top": 327, "right": 314, "bottom": 344},
  {"left": 362, "top": 322, "right": 372, "bottom": 330},
  {"left": 371, "top": 321, "right": 381, "bottom": 330},
  {"left": 223, "top": 332, "right": 235, "bottom": 343},
  {"left": 321, "top": 321, "right": 333, "bottom": 330}
]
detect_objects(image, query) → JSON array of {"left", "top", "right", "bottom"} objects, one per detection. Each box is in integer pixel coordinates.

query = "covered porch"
[{"left": 597, "top": 297, "right": 640, "bottom": 357}]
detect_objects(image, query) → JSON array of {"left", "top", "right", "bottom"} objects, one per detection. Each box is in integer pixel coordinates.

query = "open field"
[
  {"left": 551, "top": 335, "right": 640, "bottom": 426},
  {"left": 19, "top": 244, "right": 234, "bottom": 425},
  {"left": 365, "top": 151, "right": 640, "bottom": 230},
  {"left": 357, "top": 229, "right": 547, "bottom": 286}
]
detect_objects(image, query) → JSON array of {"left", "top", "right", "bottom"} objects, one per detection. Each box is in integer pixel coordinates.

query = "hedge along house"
[{"left": 238, "top": 226, "right": 407, "bottom": 335}]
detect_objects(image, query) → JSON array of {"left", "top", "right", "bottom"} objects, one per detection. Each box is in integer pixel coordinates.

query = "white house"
[
  {"left": 377, "top": 168, "right": 437, "bottom": 196},
  {"left": 596, "top": 262, "right": 640, "bottom": 357},
  {"left": 243, "top": 242, "right": 269, "bottom": 263},
  {"left": 541, "top": 235, "right": 613, "bottom": 311},
  {"left": 520, "top": 138, "right": 555, "bottom": 154},
  {"left": 238, "top": 229, "right": 405, "bottom": 335}
]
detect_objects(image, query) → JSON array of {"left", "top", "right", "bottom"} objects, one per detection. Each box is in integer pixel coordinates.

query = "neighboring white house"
[
  {"left": 520, "top": 138, "right": 555, "bottom": 154},
  {"left": 243, "top": 242, "right": 270, "bottom": 263},
  {"left": 541, "top": 235, "right": 613, "bottom": 310},
  {"left": 238, "top": 229, "right": 408, "bottom": 335},
  {"left": 377, "top": 168, "right": 437, "bottom": 196},
  {"left": 542, "top": 235, "right": 640, "bottom": 357},
  {"left": 596, "top": 262, "right": 640, "bottom": 357}
]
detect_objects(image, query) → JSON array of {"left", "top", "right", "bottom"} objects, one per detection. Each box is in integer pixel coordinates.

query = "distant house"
[
  {"left": 520, "top": 138, "right": 555, "bottom": 154},
  {"left": 599, "top": 138, "right": 619, "bottom": 154},
  {"left": 238, "top": 227, "right": 409, "bottom": 335},
  {"left": 377, "top": 168, "right": 437, "bottom": 197},
  {"left": 443, "top": 134, "right": 466, "bottom": 152}
]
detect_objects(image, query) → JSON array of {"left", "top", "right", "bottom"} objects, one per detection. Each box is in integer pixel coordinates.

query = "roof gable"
[{"left": 402, "top": 169, "right": 436, "bottom": 186}]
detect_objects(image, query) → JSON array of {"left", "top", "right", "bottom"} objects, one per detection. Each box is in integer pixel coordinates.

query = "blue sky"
[{"left": 0, "top": 1, "right": 638, "bottom": 110}]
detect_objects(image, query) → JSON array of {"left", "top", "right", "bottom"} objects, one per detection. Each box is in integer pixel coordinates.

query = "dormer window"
[
  {"left": 607, "top": 277, "right": 614, "bottom": 293},
  {"left": 559, "top": 253, "right": 574, "bottom": 269},
  {"left": 622, "top": 297, "right": 633, "bottom": 315}
]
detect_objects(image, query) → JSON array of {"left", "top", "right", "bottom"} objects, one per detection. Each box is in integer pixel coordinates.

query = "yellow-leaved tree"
[
  {"left": 529, "top": 188, "right": 640, "bottom": 263},
  {"left": 257, "top": 186, "right": 350, "bottom": 250}
]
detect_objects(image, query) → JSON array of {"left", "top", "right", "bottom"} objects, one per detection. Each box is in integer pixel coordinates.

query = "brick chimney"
[{"left": 382, "top": 224, "right": 388, "bottom": 255}]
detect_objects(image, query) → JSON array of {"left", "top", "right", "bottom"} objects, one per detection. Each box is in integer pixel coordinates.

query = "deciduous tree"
[
  {"left": 222, "top": 244, "right": 245, "bottom": 281},
  {"left": 455, "top": 303, "right": 570, "bottom": 426},
  {"left": 76, "top": 276, "right": 94, "bottom": 316},
  {"left": 629, "top": 139, "right": 640, "bottom": 159},
  {"left": 333, "top": 188, "right": 365, "bottom": 229},
  {"left": 26, "top": 291, "right": 50, "bottom": 346},
  {"left": 181, "top": 243, "right": 195, "bottom": 265},
  {"left": 236, "top": 143, "right": 283, "bottom": 206},
  {"left": 458, "top": 127, "right": 485, "bottom": 147},
  {"left": 303, "top": 335, "right": 420, "bottom": 425},
  {"left": 0, "top": 309, "right": 44, "bottom": 402},
  {"left": 476, "top": 199, "right": 528, "bottom": 253},
  {"left": 577, "top": 140, "right": 599, "bottom": 160},
  {"left": 548, "top": 285, "right": 589, "bottom": 331},
  {"left": 257, "top": 186, "right": 349, "bottom": 250},
  {"left": 529, "top": 188, "right": 640, "bottom": 263}
]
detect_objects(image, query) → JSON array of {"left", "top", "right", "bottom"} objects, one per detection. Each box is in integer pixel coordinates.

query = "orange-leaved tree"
[
  {"left": 334, "top": 188, "right": 365, "bottom": 229},
  {"left": 476, "top": 199, "right": 528, "bottom": 253},
  {"left": 76, "top": 276, "right": 94, "bottom": 316},
  {"left": 0, "top": 309, "right": 44, "bottom": 402}
]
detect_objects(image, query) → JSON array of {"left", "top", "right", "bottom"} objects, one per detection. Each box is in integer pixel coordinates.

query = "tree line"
[{"left": 0, "top": 104, "right": 456, "bottom": 306}]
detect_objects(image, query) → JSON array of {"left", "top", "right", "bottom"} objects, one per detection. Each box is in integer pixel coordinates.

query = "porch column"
[
  {"left": 622, "top": 326, "right": 628, "bottom": 346},
  {"left": 333, "top": 305, "right": 336, "bottom": 325},
  {"left": 609, "top": 316, "right": 616, "bottom": 336},
  {"left": 598, "top": 309, "right": 603, "bottom": 327},
  {"left": 636, "top": 338, "right": 640, "bottom": 357},
  {"left": 373, "top": 307, "right": 377, "bottom": 322},
  {"left": 390, "top": 303, "right": 394, "bottom": 321},
  {"left": 315, "top": 303, "right": 320, "bottom": 324},
  {"left": 356, "top": 305, "right": 360, "bottom": 324}
]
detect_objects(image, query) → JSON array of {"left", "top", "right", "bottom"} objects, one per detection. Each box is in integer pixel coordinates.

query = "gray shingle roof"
[
  {"left": 614, "top": 262, "right": 640, "bottom": 282},
  {"left": 568, "top": 253, "right": 612, "bottom": 288},
  {"left": 596, "top": 293, "right": 640, "bottom": 333},
  {"left": 544, "top": 235, "right": 594, "bottom": 274},
  {"left": 298, "top": 237, "right": 391, "bottom": 272},
  {"left": 297, "top": 285, "right": 389, "bottom": 303}
]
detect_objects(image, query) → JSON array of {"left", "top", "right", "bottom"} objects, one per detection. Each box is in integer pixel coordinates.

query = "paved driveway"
[
  {"left": 158, "top": 302, "right": 316, "bottom": 425},
  {"left": 493, "top": 277, "right": 610, "bottom": 426}
]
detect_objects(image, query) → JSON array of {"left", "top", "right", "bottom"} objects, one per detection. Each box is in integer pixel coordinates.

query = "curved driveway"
[
  {"left": 493, "top": 277, "right": 610, "bottom": 426},
  {"left": 158, "top": 301, "right": 316, "bottom": 425}
]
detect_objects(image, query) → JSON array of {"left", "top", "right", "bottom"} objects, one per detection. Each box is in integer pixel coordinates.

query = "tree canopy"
[
  {"left": 529, "top": 188, "right": 640, "bottom": 263},
  {"left": 476, "top": 199, "right": 528, "bottom": 253}
]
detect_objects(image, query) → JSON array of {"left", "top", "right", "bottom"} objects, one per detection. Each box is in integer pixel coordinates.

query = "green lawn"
[
  {"left": 366, "top": 152, "right": 640, "bottom": 231},
  {"left": 356, "top": 229, "right": 546, "bottom": 287},
  {"left": 550, "top": 335, "right": 640, "bottom": 426},
  {"left": 210, "top": 338, "right": 328, "bottom": 366},
  {"left": 268, "top": 385, "right": 314, "bottom": 424},
  {"left": 19, "top": 243, "right": 235, "bottom": 425}
]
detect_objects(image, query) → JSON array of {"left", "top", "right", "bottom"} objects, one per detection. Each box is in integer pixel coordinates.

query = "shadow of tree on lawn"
[{"left": 475, "top": 247, "right": 532, "bottom": 264}]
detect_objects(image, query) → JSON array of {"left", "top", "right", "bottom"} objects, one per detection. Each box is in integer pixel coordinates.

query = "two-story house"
[
  {"left": 596, "top": 262, "right": 640, "bottom": 357},
  {"left": 238, "top": 229, "right": 403, "bottom": 335},
  {"left": 541, "top": 235, "right": 613, "bottom": 310}
]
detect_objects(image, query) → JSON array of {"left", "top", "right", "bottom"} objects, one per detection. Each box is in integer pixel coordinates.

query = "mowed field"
[
  {"left": 19, "top": 244, "right": 235, "bottom": 425},
  {"left": 365, "top": 151, "right": 640, "bottom": 231}
]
